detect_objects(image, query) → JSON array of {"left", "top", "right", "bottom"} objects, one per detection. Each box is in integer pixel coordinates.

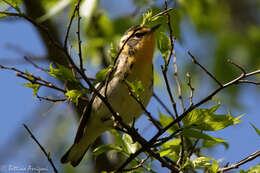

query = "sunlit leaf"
[
  {"left": 191, "top": 156, "right": 218, "bottom": 172},
  {"left": 65, "top": 89, "right": 89, "bottom": 105},
  {"left": 23, "top": 83, "right": 41, "bottom": 98},
  {"left": 48, "top": 64, "right": 78, "bottom": 82},
  {"left": 208, "top": 159, "right": 219, "bottom": 173},
  {"left": 158, "top": 138, "right": 180, "bottom": 160},
  {"left": 182, "top": 129, "right": 226, "bottom": 142},
  {"left": 141, "top": 10, "right": 153, "bottom": 26},
  {"left": 157, "top": 32, "right": 171, "bottom": 63},
  {"left": 183, "top": 104, "right": 243, "bottom": 131},
  {"left": 192, "top": 157, "right": 212, "bottom": 168},
  {"left": 122, "top": 133, "right": 141, "bottom": 154}
]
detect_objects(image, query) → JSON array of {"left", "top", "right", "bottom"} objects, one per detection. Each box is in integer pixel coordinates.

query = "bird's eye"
[{"left": 134, "top": 32, "right": 146, "bottom": 38}]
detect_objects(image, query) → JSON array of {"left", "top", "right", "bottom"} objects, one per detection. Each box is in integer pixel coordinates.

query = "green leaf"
[
  {"left": 125, "top": 80, "right": 144, "bottom": 101},
  {"left": 158, "top": 112, "right": 178, "bottom": 134},
  {"left": 48, "top": 64, "right": 78, "bottom": 82},
  {"left": 192, "top": 157, "right": 212, "bottom": 168},
  {"left": 3, "top": 0, "right": 22, "bottom": 12},
  {"left": 93, "top": 144, "right": 122, "bottom": 160},
  {"left": 158, "top": 138, "right": 180, "bottom": 161},
  {"left": 109, "top": 129, "right": 125, "bottom": 148},
  {"left": 191, "top": 157, "right": 218, "bottom": 172},
  {"left": 183, "top": 104, "right": 243, "bottom": 131},
  {"left": 23, "top": 83, "right": 41, "bottom": 98},
  {"left": 157, "top": 32, "right": 171, "bottom": 63},
  {"left": 24, "top": 69, "right": 34, "bottom": 81},
  {"left": 162, "top": 138, "right": 181, "bottom": 149},
  {"left": 65, "top": 89, "right": 89, "bottom": 105},
  {"left": 94, "top": 67, "right": 110, "bottom": 84},
  {"left": 141, "top": 10, "right": 153, "bottom": 26},
  {"left": 208, "top": 159, "right": 219, "bottom": 173},
  {"left": 182, "top": 129, "right": 226, "bottom": 142},
  {"left": 250, "top": 123, "right": 260, "bottom": 137},
  {"left": 202, "top": 139, "right": 229, "bottom": 149},
  {"left": 122, "top": 133, "right": 141, "bottom": 154},
  {"left": 109, "top": 42, "right": 118, "bottom": 64}
]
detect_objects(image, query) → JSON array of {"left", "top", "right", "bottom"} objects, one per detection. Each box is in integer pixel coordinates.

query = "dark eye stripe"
[{"left": 134, "top": 32, "right": 147, "bottom": 38}]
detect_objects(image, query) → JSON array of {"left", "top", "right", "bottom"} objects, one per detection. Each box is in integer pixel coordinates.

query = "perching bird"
[{"left": 61, "top": 24, "right": 160, "bottom": 167}]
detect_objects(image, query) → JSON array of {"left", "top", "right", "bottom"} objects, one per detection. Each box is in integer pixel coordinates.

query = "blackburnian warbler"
[{"left": 61, "top": 24, "right": 160, "bottom": 167}]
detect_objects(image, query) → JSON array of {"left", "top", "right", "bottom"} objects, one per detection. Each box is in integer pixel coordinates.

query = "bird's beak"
[{"left": 150, "top": 24, "right": 161, "bottom": 33}]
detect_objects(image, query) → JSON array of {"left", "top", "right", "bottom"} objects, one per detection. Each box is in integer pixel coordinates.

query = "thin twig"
[
  {"left": 186, "top": 72, "right": 194, "bottom": 106},
  {"left": 173, "top": 40, "right": 185, "bottom": 112},
  {"left": 63, "top": 3, "right": 79, "bottom": 50},
  {"left": 23, "top": 124, "right": 58, "bottom": 173},
  {"left": 164, "top": 0, "right": 185, "bottom": 165},
  {"left": 228, "top": 59, "right": 246, "bottom": 75},
  {"left": 24, "top": 56, "right": 48, "bottom": 72},
  {"left": 16, "top": 72, "right": 66, "bottom": 93},
  {"left": 0, "top": 64, "right": 66, "bottom": 93},
  {"left": 238, "top": 80, "right": 260, "bottom": 85},
  {"left": 151, "top": 8, "right": 173, "bottom": 20},
  {"left": 76, "top": 4, "right": 84, "bottom": 72},
  {"left": 124, "top": 81, "right": 162, "bottom": 131},
  {"left": 36, "top": 95, "right": 67, "bottom": 102},
  {"left": 117, "top": 148, "right": 146, "bottom": 172},
  {"left": 218, "top": 150, "right": 260, "bottom": 172},
  {"left": 161, "top": 65, "right": 178, "bottom": 119},
  {"left": 153, "top": 92, "right": 174, "bottom": 117},
  {"left": 164, "top": 2, "right": 174, "bottom": 69},
  {"left": 187, "top": 139, "right": 199, "bottom": 159},
  {"left": 146, "top": 68, "right": 260, "bottom": 149},
  {"left": 121, "top": 156, "right": 150, "bottom": 172},
  {"left": 152, "top": 128, "right": 182, "bottom": 148},
  {"left": 187, "top": 51, "right": 223, "bottom": 87}
]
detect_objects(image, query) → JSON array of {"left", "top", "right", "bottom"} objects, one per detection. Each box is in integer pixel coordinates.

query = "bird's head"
[{"left": 119, "top": 24, "right": 161, "bottom": 60}]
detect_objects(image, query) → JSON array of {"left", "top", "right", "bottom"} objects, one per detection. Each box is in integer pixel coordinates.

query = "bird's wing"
[
  {"left": 73, "top": 53, "right": 132, "bottom": 144},
  {"left": 74, "top": 99, "right": 94, "bottom": 143}
]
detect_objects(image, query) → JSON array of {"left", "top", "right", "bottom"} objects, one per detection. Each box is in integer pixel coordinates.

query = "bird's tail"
[{"left": 60, "top": 142, "right": 90, "bottom": 167}]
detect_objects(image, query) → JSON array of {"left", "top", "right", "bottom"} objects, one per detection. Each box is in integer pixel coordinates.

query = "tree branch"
[
  {"left": 218, "top": 150, "right": 260, "bottom": 172},
  {"left": 23, "top": 124, "right": 58, "bottom": 173},
  {"left": 187, "top": 51, "right": 223, "bottom": 87}
]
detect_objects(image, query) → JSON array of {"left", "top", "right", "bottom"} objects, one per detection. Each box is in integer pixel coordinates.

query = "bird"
[{"left": 61, "top": 24, "right": 160, "bottom": 167}]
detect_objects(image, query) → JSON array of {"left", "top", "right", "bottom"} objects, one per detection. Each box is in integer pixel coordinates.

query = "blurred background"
[{"left": 0, "top": 0, "right": 260, "bottom": 172}]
